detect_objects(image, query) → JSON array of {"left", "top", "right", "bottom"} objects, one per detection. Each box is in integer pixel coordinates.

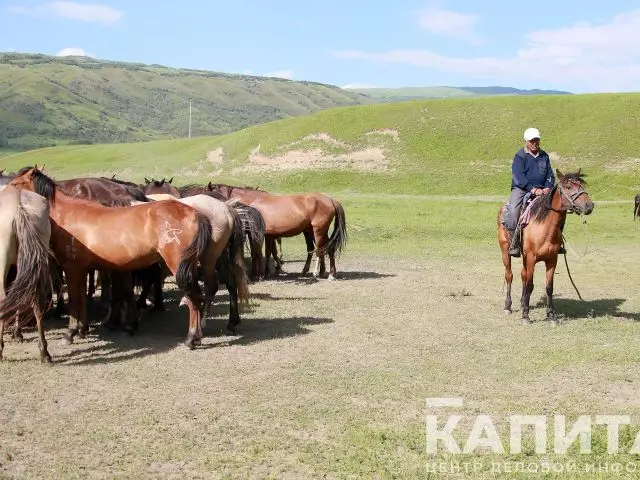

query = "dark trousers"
[{"left": 506, "top": 187, "right": 528, "bottom": 231}]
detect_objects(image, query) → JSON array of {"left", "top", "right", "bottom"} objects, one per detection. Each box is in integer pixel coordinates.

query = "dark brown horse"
[
  {"left": 10, "top": 167, "right": 224, "bottom": 349},
  {"left": 634, "top": 193, "right": 640, "bottom": 220},
  {"left": 497, "top": 169, "right": 594, "bottom": 324},
  {"left": 208, "top": 183, "right": 347, "bottom": 279}
]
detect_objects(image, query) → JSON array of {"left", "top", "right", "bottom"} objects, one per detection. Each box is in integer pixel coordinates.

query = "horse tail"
[
  {"left": 234, "top": 203, "right": 266, "bottom": 251},
  {"left": 634, "top": 195, "right": 640, "bottom": 220},
  {"left": 317, "top": 199, "right": 348, "bottom": 257},
  {"left": 176, "top": 212, "right": 212, "bottom": 297},
  {"left": 0, "top": 203, "right": 54, "bottom": 326},
  {"left": 227, "top": 210, "right": 250, "bottom": 304}
]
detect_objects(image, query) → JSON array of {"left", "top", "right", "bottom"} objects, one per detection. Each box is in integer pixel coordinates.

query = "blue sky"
[{"left": 2, "top": 1, "right": 640, "bottom": 93}]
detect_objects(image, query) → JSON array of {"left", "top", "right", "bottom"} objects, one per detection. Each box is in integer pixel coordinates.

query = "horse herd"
[{"left": 0, "top": 166, "right": 348, "bottom": 363}]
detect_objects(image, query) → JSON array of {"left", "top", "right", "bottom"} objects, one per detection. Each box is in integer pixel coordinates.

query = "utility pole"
[{"left": 188, "top": 100, "right": 192, "bottom": 139}]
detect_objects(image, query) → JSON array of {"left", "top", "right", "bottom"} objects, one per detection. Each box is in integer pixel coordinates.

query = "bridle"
[{"left": 549, "top": 181, "right": 589, "bottom": 214}]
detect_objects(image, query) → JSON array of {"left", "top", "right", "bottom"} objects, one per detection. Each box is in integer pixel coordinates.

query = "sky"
[{"left": 2, "top": 1, "right": 640, "bottom": 93}]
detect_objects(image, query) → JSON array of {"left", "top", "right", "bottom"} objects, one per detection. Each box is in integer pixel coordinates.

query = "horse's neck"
[{"left": 542, "top": 190, "right": 567, "bottom": 231}]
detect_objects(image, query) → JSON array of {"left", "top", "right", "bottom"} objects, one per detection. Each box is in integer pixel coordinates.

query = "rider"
[{"left": 506, "top": 127, "right": 562, "bottom": 257}]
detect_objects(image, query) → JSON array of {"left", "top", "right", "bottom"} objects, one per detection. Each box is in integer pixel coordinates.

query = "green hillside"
[
  {"left": 345, "top": 86, "right": 571, "bottom": 101},
  {"left": 3, "top": 93, "right": 639, "bottom": 199},
  {"left": 0, "top": 53, "right": 370, "bottom": 150}
]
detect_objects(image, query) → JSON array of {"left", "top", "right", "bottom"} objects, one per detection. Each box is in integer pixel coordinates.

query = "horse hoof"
[
  {"left": 41, "top": 353, "right": 52, "bottom": 363},
  {"left": 63, "top": 334, "right": 74, "bottom": 345},
  {"left": 184, "top": 339, "right": 196, "bottom": 350},
  {"left": 192, "top": 338, "right": 202, "bottom": 347},
  {"left": 14, "top": 335, "right": 24, "bottom": 344},
  {"left": 327, "top": 274, "right": 336, "bottom": 281},
  {"left": 503, "top": 309, "right": 512, "bottom": 315},
  {"left": 549, "top": 319, "right": 560, "bottom": 327},
  {"left": 520, "top": 318, "right": 531, "bottom": 325}
]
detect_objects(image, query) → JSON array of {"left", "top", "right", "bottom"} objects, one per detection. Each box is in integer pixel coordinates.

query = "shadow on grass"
[
  {"left": 15, "top": 289, "right": 333, "bottom": 366},
  {"left": 533, "top": 296, "right": 640, "bottom": 322}
]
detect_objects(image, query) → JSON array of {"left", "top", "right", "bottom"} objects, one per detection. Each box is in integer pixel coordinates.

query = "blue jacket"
[{"left": 511, "top": 147, "right": 555, "bottom": 192}]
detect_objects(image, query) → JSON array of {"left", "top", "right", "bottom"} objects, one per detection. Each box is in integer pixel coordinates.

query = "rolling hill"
[
  {"left": 4, "top": 93, "right": 639, "bottom": 200},
  {"left": 344, "top": 86, "right": 572, "bottom": 101},
  {"left": 0, "top": 53, "right": 371, "bottom": 151}
]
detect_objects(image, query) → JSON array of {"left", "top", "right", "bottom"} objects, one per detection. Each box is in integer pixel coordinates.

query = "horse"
[
  {"left": 177, "top": 184, "right": 267, "bottom": 281},
  {"left": 208, "top": 183, "right": 347, "bottom": 279},
  {"left": 634, "top": 193, "right": 640, "bottom": 220},
  {"left": 0, "top": 185, "right": 55, "bottom": 362},
  {"left": 143, "top": 193, "right": 250, "bottom": 332},
  {"left": 9, "top": 167, "right": 229, "bottom": 349},
  {"left": 497, "top": 169, "right": 595, "bottom": 325},
  {"left": 142, "top": 177, "right": 181, "bottom": 198}
]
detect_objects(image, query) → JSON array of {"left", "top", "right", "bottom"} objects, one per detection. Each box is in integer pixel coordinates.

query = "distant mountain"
[
  {"left": 0, "top": 52, "right": 372, "bottom": 151},
  {"left": 344, "top": 85, "right": 572, "bottom": 101}
]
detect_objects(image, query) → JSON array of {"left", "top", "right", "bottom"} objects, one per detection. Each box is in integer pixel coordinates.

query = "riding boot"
[{"left": 508, "top": 228, "right": 521, "bottom": 257}]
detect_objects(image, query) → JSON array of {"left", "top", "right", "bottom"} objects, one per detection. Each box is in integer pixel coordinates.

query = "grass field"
[
  {"left": 0, "top": 193, "right": 638, "bottom": 479},
  {"left": 1, "top": 95, "right": 640, "bottom": 478}
]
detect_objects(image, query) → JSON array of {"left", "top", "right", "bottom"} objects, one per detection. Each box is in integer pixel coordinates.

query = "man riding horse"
[{"left": 505, "top": 127, "right": 565, "bottom": 257}]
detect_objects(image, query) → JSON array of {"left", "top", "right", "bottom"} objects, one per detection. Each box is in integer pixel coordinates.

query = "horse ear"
[
  {"left": 168, "top": 177, "right": 174, "bottom": 184},
  {"left": 556, "top": 169, "right": 564, "bottom": 181},
  {"left": 144, "top": 177, "right": 150, "bottom": 184},
  {"left": 160, "top": 179, "right": 165, "bottom": 186},
  {"left": 207, "top": 181, "right": 213, "bottom": 190},
  {"left": 0, "top": 169, "right": 4, "bottom": 176},
  {"left": 577, "top": 167, "right": 581, "bottom": 175},
  {"left": 111, "top": 174, "right": 117, "bottom": 180}
]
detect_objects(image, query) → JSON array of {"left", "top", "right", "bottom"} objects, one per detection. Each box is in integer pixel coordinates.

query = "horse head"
[
  {"left": 556, "top": 169, "right": 594, "bottom": 216},
  {"left": 10, "top": 165, "right": 56, "bottom": 201}
]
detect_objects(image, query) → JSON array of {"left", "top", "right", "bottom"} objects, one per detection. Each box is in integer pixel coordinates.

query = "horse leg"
[
  {"left": 520, "top": 256, "right": 535, "bottom": 325},
  {"left": 182, "top": 295, "right": 203, "bottom": 349},
  {"left": 151, "top": 263, "right": 166, "bottom": 312},
  {"left": 545, "top": 258, "right": 559, "bottom": 326},
  {"left": 64, "top": 269, "right": 88, "bottom": 343},
  {"left": 264, "top": 236, "right": 276, "bottom": 278},
  {"left": 501, "top": 238, "right": 514, "bottom": 314},
  {"left": 87, "top": 270, "right": 95, "bottom": 301},
  {"left": 249, "top": 235, "right": 265, "bottom": 281},
  {"left": 301, "top": 229, "right": 315, "bottom": 275},
  {"left": 0, "top": 318, "right": 4, "bottom": 360},
  {"left": 312, "top": 228, "right": 329, "bottom": 278},
  {"left": 33, "top": 302, "right": 52, "bottom": 363},
  {"left": 12, "top": 316, "right": 23, "bottom": 343}
]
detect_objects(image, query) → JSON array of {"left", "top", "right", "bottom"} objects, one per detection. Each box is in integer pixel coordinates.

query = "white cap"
[{"left": 524, "top": 127, "right": 541, "bottom": 141}]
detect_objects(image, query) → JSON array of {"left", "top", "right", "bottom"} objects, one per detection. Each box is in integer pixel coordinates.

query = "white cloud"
[
  {"left": 417, "top": 5, "right": 482, "bottom": 44},
  {"left": 56, "top": 47, "right": 91, "bottom": 57},
  {"left": 9, "top": 2, "right": 122, "bottom": 25},
  {"left": 332, "top": 10, "right": 640, "bottom": 92},
  {"left": 261, "top": 69, "right": 294, "bottom": 79}
]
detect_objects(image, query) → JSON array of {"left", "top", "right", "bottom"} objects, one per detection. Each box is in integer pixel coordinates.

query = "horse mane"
[
  {"left": 21, "top": 167, "right": 57, "bottom": 203},
  {"left": 528, "top": 171, "right": 587, "bottom": 223},
  {"left": 178, "top": 183, "right": 204, "bottom": 193}
]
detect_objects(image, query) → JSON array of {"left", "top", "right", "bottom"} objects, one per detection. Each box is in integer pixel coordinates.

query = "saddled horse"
[
  {"left": 0, "top": 185, "right": 55, "bottom": 362},
  {"left": 143, "top": 193, "right": 250, "bottom": 332},
  {"left": 497, "top": 169, "right": 594, "bottom": 324},
  {"left": 208, "top": 183, "right": 347, "bottom": 279},
  {"left": 10, "top": 167, "right": 230, "bottom": 349}
]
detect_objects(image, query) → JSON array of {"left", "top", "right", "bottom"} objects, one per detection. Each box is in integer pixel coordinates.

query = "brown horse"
[
  {"left": 497, "top": 169, "right": 594, "bottom": 324},
  {"left": 10, "top": 167, "right": 222, "bottom": 349},
  {"left": 208, "top": 183, "right": 347, "bottom": 279},
  {"left": 634, "top": 193, "right": 640, "bottom": 220}
]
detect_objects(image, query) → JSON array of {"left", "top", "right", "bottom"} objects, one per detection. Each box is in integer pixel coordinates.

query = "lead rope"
[{"left": 560, "top": 213, "right": 589, "bottom": 301}]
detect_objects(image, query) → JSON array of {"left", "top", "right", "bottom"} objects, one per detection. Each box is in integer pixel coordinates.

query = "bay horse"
[
  {"left": 10, "top": 167, "right": 223, "bottom": 349},
  {"left": 143, "top": 193, "right": 250, "bottom": 332},
  {"left": 497, "top": 169, "right": 594, "bottom": 324},
  {"left": 0, "top": 185, "right": 55, "bottom": 362},
  {"left": 208, "top": 183, "right": 347, "bottom": 279}
]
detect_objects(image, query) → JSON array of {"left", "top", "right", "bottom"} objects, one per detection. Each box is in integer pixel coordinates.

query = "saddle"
[{"left": 501, "top": 193, "right": 540, "bottom": 230}]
